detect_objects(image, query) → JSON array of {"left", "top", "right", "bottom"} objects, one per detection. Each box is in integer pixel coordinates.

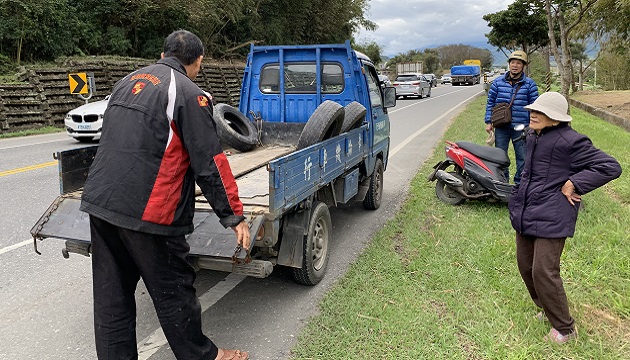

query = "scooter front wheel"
[{"left": 435, "top": 177, "right": 466, "bottom": 205}]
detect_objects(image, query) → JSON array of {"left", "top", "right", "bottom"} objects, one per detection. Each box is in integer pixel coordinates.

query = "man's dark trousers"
[{"left": 90, "top": 215, "right": 218, "bottom": 360}]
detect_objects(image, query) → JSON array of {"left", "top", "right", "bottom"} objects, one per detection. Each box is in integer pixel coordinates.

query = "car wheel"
[{"left": 418, "top": 89, "right": 424, "bottom": 99}]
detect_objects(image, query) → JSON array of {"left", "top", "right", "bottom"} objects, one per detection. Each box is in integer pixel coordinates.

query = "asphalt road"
[{"left": 0, "top": 83, "right": 485, "bottom": 360}]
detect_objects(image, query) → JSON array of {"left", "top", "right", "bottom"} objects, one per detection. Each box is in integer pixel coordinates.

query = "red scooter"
[{"left": 427, "top": 125, "right": 526, "bottom": 205}]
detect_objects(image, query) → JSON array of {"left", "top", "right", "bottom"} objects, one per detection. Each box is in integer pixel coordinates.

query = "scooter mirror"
[{"left": 513, "top": 124, "right": 526, "bottom": 131}]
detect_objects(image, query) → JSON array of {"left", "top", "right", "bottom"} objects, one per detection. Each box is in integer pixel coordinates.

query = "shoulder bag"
[{"left": 490, "top": 83, "right": 523, "bottom": 128}]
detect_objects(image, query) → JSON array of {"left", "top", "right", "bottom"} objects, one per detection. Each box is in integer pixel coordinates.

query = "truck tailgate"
[{"left": 31, "top": 144, "right": 294, "bottom": 260}]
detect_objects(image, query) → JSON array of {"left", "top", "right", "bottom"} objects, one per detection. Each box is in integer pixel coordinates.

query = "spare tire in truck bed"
[
  {"left": 340, "top": 101, "right": 367, "bottom": 133},
  {"left": 213, "top": 103, "right": 258, "bottom": 152},
  {"left": 296, "top": 100, "right": 344, "bottom": 150}
]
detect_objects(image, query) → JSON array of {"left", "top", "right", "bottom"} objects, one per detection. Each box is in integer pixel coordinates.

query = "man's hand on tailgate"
[{"left": 232, "top": 221, "right": 251, "bottom": 249}]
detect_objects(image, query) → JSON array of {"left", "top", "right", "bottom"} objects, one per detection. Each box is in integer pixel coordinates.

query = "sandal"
[
  {"left": 543, "top": 327, "right": 577, "bottom": 344},
  {"left": 217, "top": 349, "right": 249, "bottom": 360}
]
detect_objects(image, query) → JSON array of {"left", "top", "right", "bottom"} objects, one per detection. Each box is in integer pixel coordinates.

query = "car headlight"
[
  {"left": 98, "top": 114, "right": 104, "bottom": 120},
  {"left": 65, "top": 113, "right": 72, "bottom": 121}
]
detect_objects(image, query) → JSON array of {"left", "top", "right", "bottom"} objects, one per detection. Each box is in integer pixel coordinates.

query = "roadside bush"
[{"left": 0, "top": 53, "right": 15, "bottom": 75}]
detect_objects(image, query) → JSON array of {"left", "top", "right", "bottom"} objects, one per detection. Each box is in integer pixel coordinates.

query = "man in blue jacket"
[{"left": 485, "top": 50, "right": 538, "bottom": 184}]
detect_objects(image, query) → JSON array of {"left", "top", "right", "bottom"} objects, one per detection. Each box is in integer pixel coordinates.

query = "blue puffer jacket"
[
  {"left": 508, "top": 123, "right": 622, "bottom": 238},
  {"left": 484, "top": 73, "right": 538, "bottom": 126}
]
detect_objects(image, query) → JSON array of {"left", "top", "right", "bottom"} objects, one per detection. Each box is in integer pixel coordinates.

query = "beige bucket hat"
[{"left": 524, "top": 92, "right": 572, "bottom": 122}]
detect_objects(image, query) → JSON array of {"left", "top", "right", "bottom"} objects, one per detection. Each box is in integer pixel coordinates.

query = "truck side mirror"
[{"left": 382, "top": 86, "right": 396, "bottom": 108}]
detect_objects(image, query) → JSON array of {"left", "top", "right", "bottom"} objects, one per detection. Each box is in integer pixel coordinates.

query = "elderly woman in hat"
[{"left": 508, "top": 92, "right": 622, "bottom": 344}]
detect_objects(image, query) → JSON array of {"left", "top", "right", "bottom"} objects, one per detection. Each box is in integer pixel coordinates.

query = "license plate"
[
  {"left": 401, "top": 84, "right": 409, "bottom": 88},
  {"left": 77, "top": 124, "right": 92, "bottom": 130}
]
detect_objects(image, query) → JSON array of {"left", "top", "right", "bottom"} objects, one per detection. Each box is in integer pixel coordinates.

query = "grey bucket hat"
[{"left": 524, "top": 92, "right": 572, "bottom": 122}]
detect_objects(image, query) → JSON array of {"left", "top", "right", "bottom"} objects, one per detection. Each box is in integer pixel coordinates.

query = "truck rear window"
[{"left": 260, "top": 63, "right": 344, "bottom": 94}]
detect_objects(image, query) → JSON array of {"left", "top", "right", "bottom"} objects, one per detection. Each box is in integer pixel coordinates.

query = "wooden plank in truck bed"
[{"left": 226, "top": 145, "right": 294, "bottom": 177}]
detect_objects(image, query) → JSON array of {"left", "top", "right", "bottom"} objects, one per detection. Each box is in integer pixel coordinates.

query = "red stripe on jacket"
[
  {"left": 213, "top": 152, "right": 243, "bottom": 216},
  {"left": 142, "top": 123, "right": 190, "bottom": 224}
]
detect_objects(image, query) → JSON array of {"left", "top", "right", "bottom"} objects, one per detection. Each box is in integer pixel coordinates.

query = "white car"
[{"left": 64, "top": 95, "right": 110, "bottom": 142}]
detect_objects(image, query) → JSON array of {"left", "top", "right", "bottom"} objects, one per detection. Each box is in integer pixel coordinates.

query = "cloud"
[{"left": 356, "top": 0, "right": 515, "bottom": 56}]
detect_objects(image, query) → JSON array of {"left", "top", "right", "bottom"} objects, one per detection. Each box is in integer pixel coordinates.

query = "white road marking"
[
  {"left": 137, "top": 273, "right": 247, "bottom": 359},
  {"left": 389, "top": 91, "right": 483, "bottom": 157},
  {"left": 0, "top": 239, "right": 33, "bottom": 256},
  {"left": 0, "top": 136, "right": 66, "bottom": 151}
]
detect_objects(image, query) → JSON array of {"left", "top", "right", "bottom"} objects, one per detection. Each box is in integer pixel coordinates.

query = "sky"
[{"left": 355, "top": 0, "right": 516, "bottom": 58}]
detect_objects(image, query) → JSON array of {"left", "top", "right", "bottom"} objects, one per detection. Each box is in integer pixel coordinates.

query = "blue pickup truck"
[{"left": 30, "top": 41, "right": 396, "bottom": 285}]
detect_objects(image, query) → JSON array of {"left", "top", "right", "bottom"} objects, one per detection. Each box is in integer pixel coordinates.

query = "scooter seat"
[{"left": 456, "top": 141, "right": 510, "bottom": 166}]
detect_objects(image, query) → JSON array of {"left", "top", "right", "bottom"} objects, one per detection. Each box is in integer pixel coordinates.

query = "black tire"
[
  {"left": 213, "top": 103, "right": 258, "bottom": 152},
  {"left": 292, "top": 201, "right": 331, "bottom": 285},
  {"left": 340, "top": 101, "right": 367, "bottom": 133},
  {"left": 435, "top": 172, "right": 466, "bottom": 205},
  {"left": 363, "top": 158, "right": 384, "bottom": 210},
  {"left": 296, "top": 100, "right": 344, "bottom": 150}
]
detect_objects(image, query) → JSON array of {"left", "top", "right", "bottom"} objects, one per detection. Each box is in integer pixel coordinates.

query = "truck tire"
[
  {"left": 340, "top": 101, "right": 367, "bottom": 133},
  {"left": 363, "top": 158, "right": 383, "bottom": 210},
  {"left": 213, "top": 103, "right": 258, "bottom": 152},
  {"left": 292, "top": 201, "right": 331, "bottom": 285},
  {"left": 296, "top": 100, "right": 344, "bottom": 150}
]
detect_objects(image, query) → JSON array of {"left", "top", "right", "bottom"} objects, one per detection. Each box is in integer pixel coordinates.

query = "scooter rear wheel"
[{"left": 435, "top": 176, "right": 466, "bottom": 205}]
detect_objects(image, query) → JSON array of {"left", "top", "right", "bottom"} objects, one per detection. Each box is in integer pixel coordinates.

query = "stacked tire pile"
[{"left": 213, "top": 100, "right": 367, "bottom": 152}]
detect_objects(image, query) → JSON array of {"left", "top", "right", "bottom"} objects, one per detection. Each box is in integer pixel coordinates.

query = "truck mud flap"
[{"left": 31, "top": 196, "right": 268, "bottom": 275}]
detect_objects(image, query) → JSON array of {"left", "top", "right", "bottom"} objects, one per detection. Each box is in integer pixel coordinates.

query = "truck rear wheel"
[
  {"left": 296, "top": 100, "right": 344, "bottom": 150},
  {"left": 363, "top": 158, "right": 383, "bottom": 210},
  {"left": 292, "top": 201, "right": 331, "bottom": 285}
]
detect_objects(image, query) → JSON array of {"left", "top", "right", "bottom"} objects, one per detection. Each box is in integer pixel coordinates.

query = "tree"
[
  {"left": 434, "top": 44, "right": 493, "bottom": 70},
  {"left": 422, "top": 49, "right": 440, "bottom": 73},
  {"left": 541, "top": 0, "right": 598, "bottom": 98},
  {"left": 352, "top": 40, "right": 383, "bottom": 66},
  {"left": 483, "top": 0, "right": 549, "bottom": 58}
]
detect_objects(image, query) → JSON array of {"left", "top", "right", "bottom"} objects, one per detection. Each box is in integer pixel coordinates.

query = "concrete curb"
[{"left": 569, "top": 98, "right": 630, "bottom": 132}]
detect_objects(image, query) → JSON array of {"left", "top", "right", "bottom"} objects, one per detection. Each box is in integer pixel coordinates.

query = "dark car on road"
[{"left": 423, "top": 73, "right": 437, "bottom": 87}]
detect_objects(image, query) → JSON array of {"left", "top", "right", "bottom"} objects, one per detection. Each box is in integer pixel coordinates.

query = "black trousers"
[
  {"left": 516, "top": 233, "right": 575, "bottom": 335},
  {"left": 90, "top": 215, "right": 218, "bottom": 360}
]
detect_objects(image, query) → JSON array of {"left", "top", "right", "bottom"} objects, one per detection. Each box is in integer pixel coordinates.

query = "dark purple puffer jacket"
[{"left": 508, "top": 123, "right": 622, "bottom": 238}]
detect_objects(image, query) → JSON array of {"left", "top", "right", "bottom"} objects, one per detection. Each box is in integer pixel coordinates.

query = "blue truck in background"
[
  {"left": 450, "top": 65, "right": 480, "bottom": 86},
  {"left": 31, "top": 41, "right": 396, "bottom": 285}
]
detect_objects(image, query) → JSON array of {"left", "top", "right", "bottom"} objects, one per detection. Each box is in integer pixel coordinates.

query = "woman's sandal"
[{"left": 217, "top": 349, "right": 249, "bottom": 360}]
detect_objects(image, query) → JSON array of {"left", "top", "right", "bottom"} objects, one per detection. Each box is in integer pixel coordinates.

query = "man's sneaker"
[{"left": 543, "top": 327, "right": 577, "bottom": 344}]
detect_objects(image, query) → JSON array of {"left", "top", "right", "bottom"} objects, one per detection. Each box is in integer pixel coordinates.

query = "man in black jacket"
[{"left": 81, "top": 30, "right": 250, "bottom": 360}]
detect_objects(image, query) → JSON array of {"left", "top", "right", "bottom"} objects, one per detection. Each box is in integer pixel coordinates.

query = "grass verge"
[
  {"left": 292, "top": 96, "right": 629, "bottom": 359},
  {"left": 0, "top": 126, "right": 64, "bottom": 139}
]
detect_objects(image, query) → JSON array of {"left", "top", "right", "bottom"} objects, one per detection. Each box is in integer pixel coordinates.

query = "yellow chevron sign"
[{"left": 69, "top": 73, "right": 88, "bottom": 94}]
